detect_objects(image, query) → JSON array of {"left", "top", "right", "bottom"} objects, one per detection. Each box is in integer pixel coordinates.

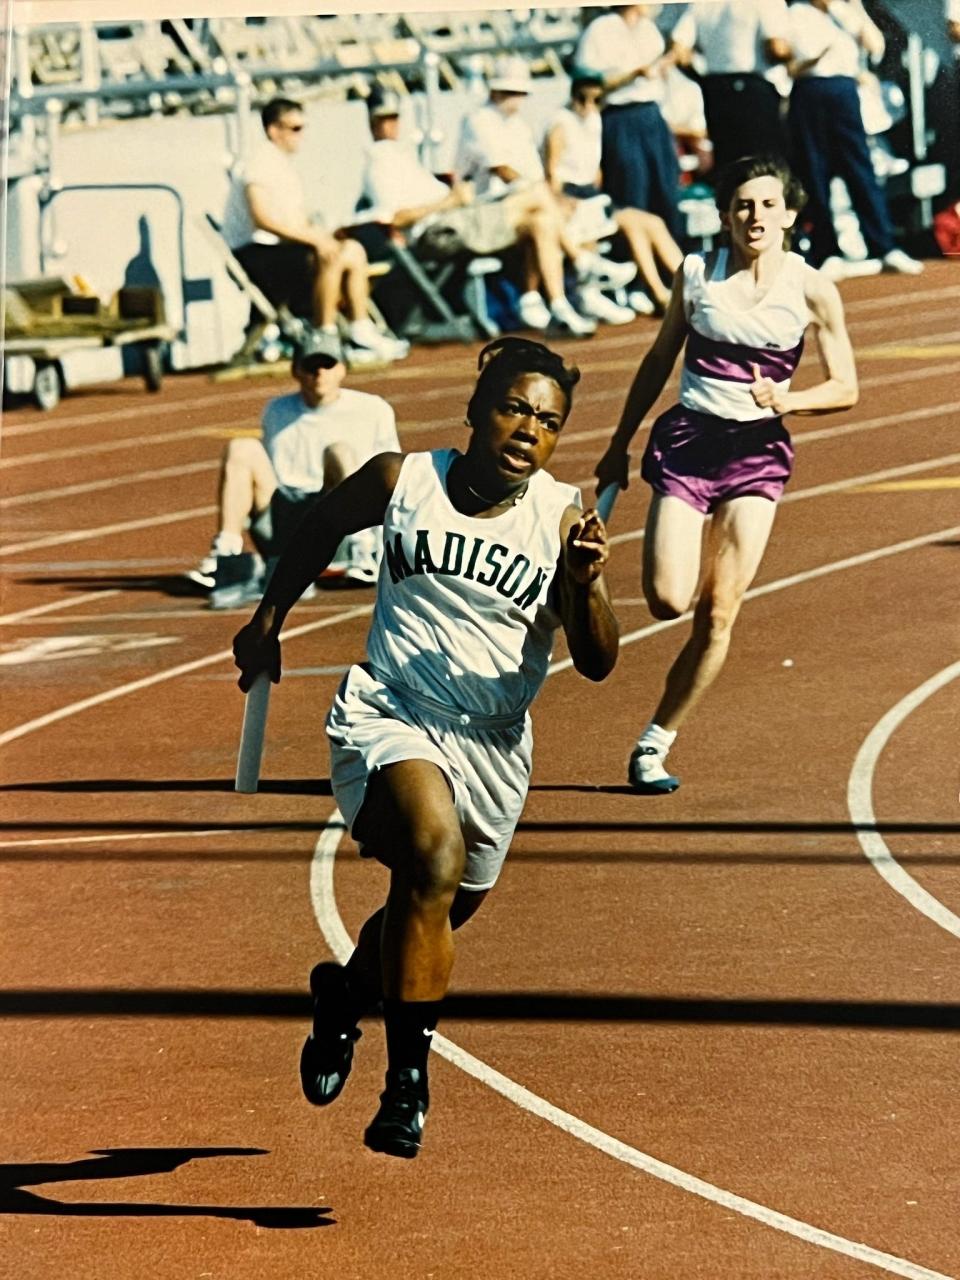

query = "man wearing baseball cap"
[{"left": 186, "top": 329, "right": 400, "bottom": 605}]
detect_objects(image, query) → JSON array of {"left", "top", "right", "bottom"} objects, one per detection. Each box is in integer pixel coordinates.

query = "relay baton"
[
  {"left": 235, "top": 670, "right": 271, "bottom": 794},
  {"left": 595, "top": 484, "right": 621, "bottom": 524}
]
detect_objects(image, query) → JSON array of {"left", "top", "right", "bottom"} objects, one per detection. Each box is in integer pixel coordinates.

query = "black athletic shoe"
[
  {"left": 299, "top": 963, "right": 362, "bottom": 1107},
  {"left": 363, "top": 1068, "right": 429, "bottom": 1159}
]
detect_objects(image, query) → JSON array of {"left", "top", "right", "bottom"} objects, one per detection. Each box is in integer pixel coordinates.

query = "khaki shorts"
[
  {"left": 326, "top": 663, "right": 532, "bottom": 891},
  {"left": 415, "top": 199, "right": 517, "bottom": 258}
]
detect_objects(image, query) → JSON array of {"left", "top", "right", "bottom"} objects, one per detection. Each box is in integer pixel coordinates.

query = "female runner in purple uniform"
[{"left": 595, "top": 154, "right": 859, "bottom": 793}]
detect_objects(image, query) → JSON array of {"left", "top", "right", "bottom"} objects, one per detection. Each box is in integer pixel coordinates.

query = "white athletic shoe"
[
  {"left": 882, "top": 248, "right": 924, "bottom": 275},
  {"left": 627, "top": 743, "right": 680, "bottom": 795},
  {"left": 576, "top": 251, "right": 637, "bottom": 289},
  {"left": 819, "top": 256, "right": 882, "bottom": 282},
  {"left": 549, "top": 298, "right": 597, "bottom": 337},
  {"left": 517, "top": 291, "right": 553, "bottom": 331},
  {"left": 578, "top": 284, "right": 636, "bottom": 326},
  {"left": 349, "top": 319, "right": 410, "bottom": 361},
  {"left": 627, "top": 290, "right": 657, "bottom": 316}
]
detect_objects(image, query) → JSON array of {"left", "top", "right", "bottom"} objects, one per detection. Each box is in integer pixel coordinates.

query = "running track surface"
[{"left": 2, "top": 264, "right": 958, "bottom": 1280}]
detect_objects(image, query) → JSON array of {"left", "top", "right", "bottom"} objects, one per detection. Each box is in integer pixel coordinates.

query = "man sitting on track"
[
  {"left": 186, "top": 330, "right": 399, "bottom": 607},
  {"left": 232, "top": 336, "right": 619, "bottom": 1158}
]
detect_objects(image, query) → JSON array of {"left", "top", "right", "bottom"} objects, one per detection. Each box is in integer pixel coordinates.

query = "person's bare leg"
[
  {"left": 338, "top": 237, "right": 371, "bottom": 323},
  {"left": 616, "top": 208, "right": 673, "bottom": 307},
  {"left": 218, "top": 438, "right": 276, "bottom": 538},
  {"left": 321, "top": 441, "right": 358, "bottom": 491},
  {"left": 650, "top": 495, "right": 778, "bottom": 732}
]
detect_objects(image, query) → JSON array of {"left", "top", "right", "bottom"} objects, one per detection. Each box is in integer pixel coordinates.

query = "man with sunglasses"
[{"left": 223, "top": 97, "right": 407, "bottom": 363}]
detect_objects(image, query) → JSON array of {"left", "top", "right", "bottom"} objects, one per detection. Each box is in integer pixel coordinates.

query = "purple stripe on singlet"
[{"left": 685, "top": 328, "right": 805, "bottom": 384}]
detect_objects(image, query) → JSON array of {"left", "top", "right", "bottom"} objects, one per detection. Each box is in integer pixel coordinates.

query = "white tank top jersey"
[
  {"left": 365, "top": 449, "right": 580, "bottom": 726},
  {"left": 679, "top": 248, "right": 810, "bottom": 422}
]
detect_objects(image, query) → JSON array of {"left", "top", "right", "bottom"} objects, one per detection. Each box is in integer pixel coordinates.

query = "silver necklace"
[{"left": 465, "top": 481, "right": 528, "bottom": 508}]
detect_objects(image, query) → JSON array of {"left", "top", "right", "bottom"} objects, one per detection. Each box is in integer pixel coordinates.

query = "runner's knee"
[{"left": 402, "top": 823, "right": 467, "bottom": 903}]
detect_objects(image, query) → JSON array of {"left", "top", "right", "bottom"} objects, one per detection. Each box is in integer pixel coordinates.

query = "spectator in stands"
[
  {"left": 544, "top": 70, "right": 683, "bottom": 317},
  {"left": 573, "top": 5, "right": 681, "bottom": 238},
  {"left": 186, "top": 330, "right": 399, "bottom": 605},
  {"left": 221, "top": 96, "right": 407, "bottom": 362},
  {"left": 363, "top": 87, "right": 630, "bottom": 333},
  {"left": 453, "top": 57, "right": 635, "bottom": 334},
  {"left": 670, "top": 1, "right": 792, "bottom": 174},
  {"left": 786, "top": 0, "right": 923, "bottom": 278}
]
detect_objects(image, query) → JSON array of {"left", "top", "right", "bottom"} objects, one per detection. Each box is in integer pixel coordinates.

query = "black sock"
[
  {"left": 342, "top": 953, "right": 382, "bottom": 1023},
  {"left": 383, "top": 998, "right": 442, "bottom": 1087}
]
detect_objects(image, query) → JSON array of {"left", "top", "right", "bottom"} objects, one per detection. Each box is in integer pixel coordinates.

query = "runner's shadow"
[
  {"left": 0, "top": 778, "right": 333, "bottom": 796},
  {"left": 21, "top": 573, "right": 204, "bottom": 599},
  {"left": 0, "top": 1147, "right": 333, "bottom": 1229}
]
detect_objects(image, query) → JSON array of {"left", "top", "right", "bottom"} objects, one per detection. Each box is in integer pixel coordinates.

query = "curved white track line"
[
  {"left": 848, "top": 661, "right": 960, "bottom": 940},
  {"left": 310, "top": 822, "right": 953, "bottom": 1280}
]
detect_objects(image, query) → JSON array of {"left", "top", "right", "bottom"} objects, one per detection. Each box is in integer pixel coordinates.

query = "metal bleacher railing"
[{"left": 10, "top": 11, "right": 585, "bottom": 123}]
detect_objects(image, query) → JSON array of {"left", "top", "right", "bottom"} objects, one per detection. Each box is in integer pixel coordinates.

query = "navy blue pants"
[
  {"left": 701, "top": 74, "right": 786, "bottom": 175},
  {"left": 600, "top": 101, "right": 680, "bottom": 237},
  {"left": 789, "top": 75, "right": 895, "bottom": 265}
]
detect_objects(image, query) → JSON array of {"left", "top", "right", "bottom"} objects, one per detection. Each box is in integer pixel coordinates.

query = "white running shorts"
[{"left": 325, "top": 663, "right": 532, "bottom": 890}]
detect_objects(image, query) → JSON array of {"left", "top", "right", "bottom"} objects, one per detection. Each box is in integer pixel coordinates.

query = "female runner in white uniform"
[
  {"left": 595, "top": 154, "right": 859, "bottom": 794},
  {"left": 233, "top": 338, "right": 619, "bottom": 1158}
]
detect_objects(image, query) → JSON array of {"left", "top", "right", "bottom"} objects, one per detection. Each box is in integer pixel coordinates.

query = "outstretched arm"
[
  {"left": 749, "top": 269, "right": 858, "bottom": 416},
  {"left": 232, "top": 452, "right": 402, "bottom": 690},
  {"left": 556, "top": 504, "right": 619, "bottom": 682},
  {"left": 595, "top": 267, "right": 686, "bottom": 491}
]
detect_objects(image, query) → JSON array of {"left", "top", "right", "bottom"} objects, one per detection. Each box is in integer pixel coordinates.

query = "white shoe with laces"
[
  {"left": 578, "top": 284, "right": 636, "bottom": 326},
  {"left": 517, "top": 291, "right": 552, "bottom": 331},
  {"left": 627, "top": 290, "right": 657, "bottom": 316},
  {"left": 549, "top": 298, "right": 597, "bottom": 337},
  {"left": 627, "top": 743, "right": 680, "bottom": 795},
  {"left": 819, "top": 256, "right": 882, "bottom": 282},
  {"left": 349, "top": 319, "right": 410, "bottom": 361},
  {"left": 882, "top": 248, "right": 924, "bottom": 275},
  {"left": 576, "top": 251, "right": 637, "bottom": 289}
]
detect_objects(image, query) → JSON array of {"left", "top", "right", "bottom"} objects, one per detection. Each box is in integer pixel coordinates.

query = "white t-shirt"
[
  {"left": 221, "top": 141, "right": 308, "bottom": 249},
  {"left": 574, "top": 12, "right": 666, "bottom": 107},
  {"left": 671, "top": 0, "right": 790, "bottom": 76},
  {"left": 262, "top": 388, "right": 400, "bottom": 496},
  {"left": 547, "top": 107, "right": 601, "bottom": 188},
  {"left": 788, "top": 1, "right": 879, "bottom": 79},
  {"left": 363, "top": 138, "right": 449, "bottom": 225},
  {"left": 454, "top": 105, "right": 545, "bottom": 196}
]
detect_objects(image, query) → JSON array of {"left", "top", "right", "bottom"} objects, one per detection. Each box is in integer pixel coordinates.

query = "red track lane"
[{"left": 1, "top": 263, "right": 959, "bottom": 1279}]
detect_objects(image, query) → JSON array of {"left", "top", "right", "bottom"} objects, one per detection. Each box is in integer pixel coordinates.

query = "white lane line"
[
  {"left": 0, "top": 827, "right": 269, "bottom": 851},
  {"left": 0, "top": 590, "right": 121, "bottom": 625},
  {"left": 848, "top": 662, "right": 960, "bottom": 940},
  {"left": 0, "top": 605, "right": 372, "bottom": 748},
  {"left": 551, "top": 524, "right": 960, "bottom": 674},
  {"left": 0, "top": 506, "right": 217, "bottom": 558},
  {"left": 2, "top": 460, "right": 218, "bottom": 508},
  {"left": 310, "top": 824, "right": 952, "bottom": 1280},
  {"left": 1, "top": 290, "right": 953, "bottom": 451}
]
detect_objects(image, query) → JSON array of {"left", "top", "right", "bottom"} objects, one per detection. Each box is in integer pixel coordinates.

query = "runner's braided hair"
[{"left": 466, "top": 337, "right": 581, "bottom": 428}]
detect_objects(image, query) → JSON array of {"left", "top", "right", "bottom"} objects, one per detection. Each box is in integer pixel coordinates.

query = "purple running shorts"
[{"left": 641, "top": 403, "right": 794, "bottom": 514}]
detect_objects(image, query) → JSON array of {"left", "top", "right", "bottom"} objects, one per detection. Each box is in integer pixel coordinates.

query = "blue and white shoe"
[{"left": 628, "top": 744, "right": 680, "bottom": 795}]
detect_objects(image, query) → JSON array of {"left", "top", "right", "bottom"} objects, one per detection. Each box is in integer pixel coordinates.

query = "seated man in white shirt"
[
  {"left": 186, "top": 330, "right": 400, "bottom": 605},
  {"left": 221, "top": 96, "right": 407, "bottom": 362},
  {"left": 452, "top": 59, "right": 635, "bottom": 334}
]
